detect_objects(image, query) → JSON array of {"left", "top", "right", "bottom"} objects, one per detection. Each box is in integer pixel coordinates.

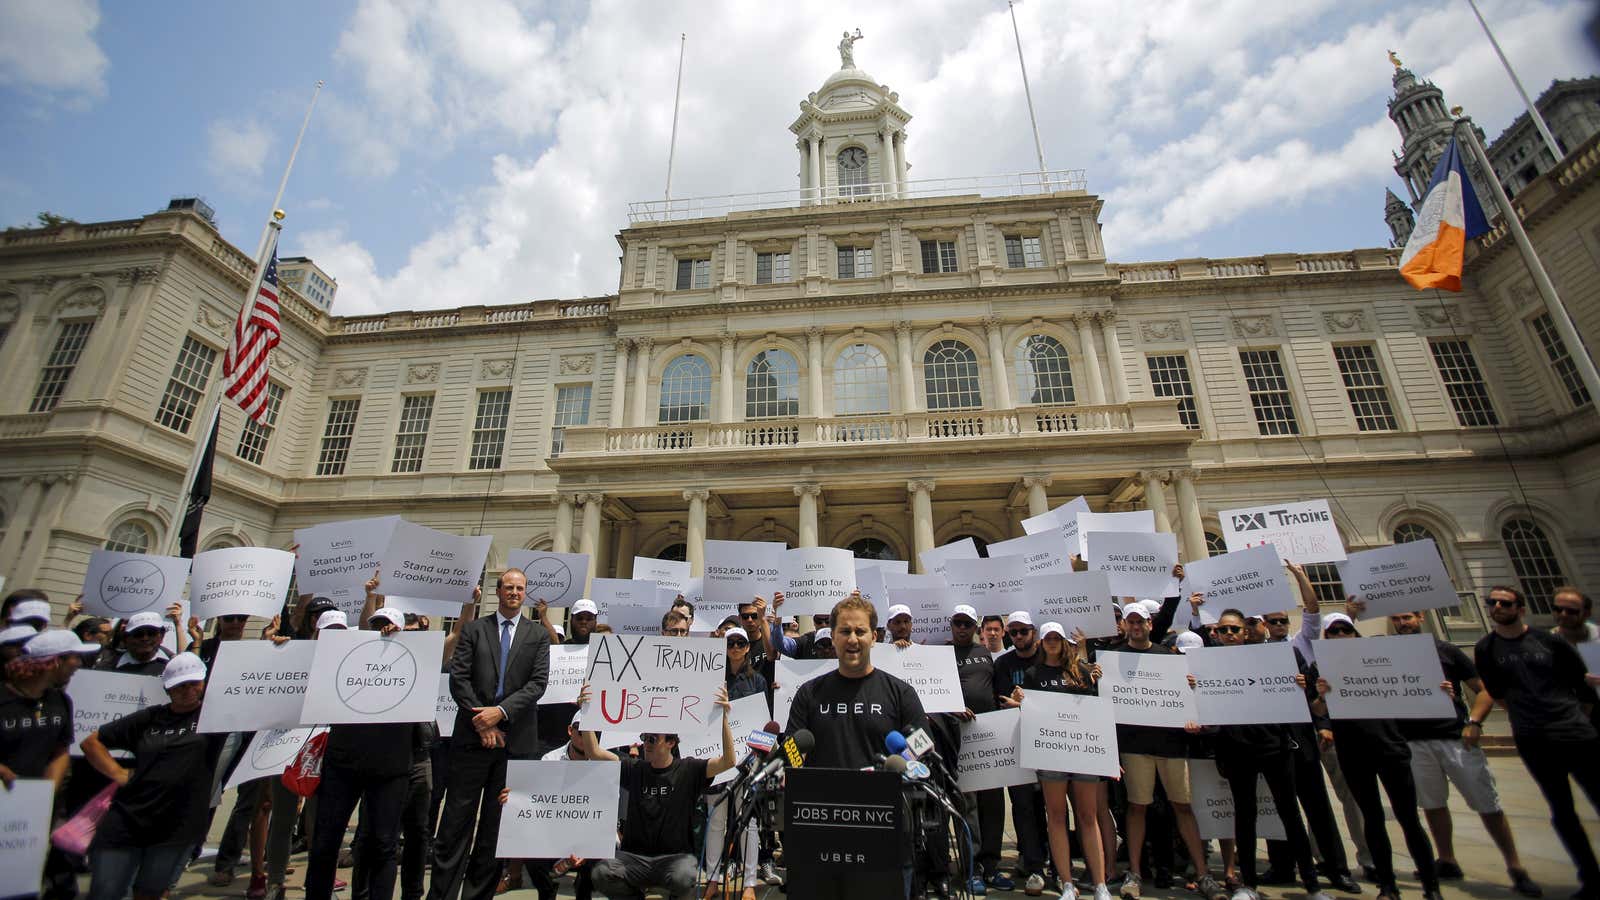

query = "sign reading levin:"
[
  {"left": 1335, "top": 539, "right": 1457, "bottom": 620},
  {"left": 582, "top": 634, "right": 725, "bottom": 734},
  {"left": 781, "top": 547, "right": 857, "bottom": 615},
  {"left": 1219, "top": 499, "right": 1345, "bottom": 564},
  {"left": 871, "top": 643, "right": 963, "bottom": 714},
  {"left": 1313, "top": 633, "right": 1454, "bottom": 719},
  {"left": 189, "top": 546, "right": 296, "bottom": 620},
  {"left": 294, "top": 516, "right": 401, "bottom": 619},
  {"left": 378, "top": 521, "right": 491, "bottom": 605},
  {"left": 1018, "top": 691, "right": 1120, "bottom": 777}
]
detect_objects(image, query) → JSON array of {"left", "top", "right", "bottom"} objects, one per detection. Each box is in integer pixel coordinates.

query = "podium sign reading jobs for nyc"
[
  {"left": 1335, "top": 539, "right": 1458, "bottom": 620},
  {"left": 198, "top": 640, "right": 317, "bottom": 733},
  {"left": 80, "top": 550, "right": 191, "bottom": 618},
  {"left": 378, "top": 521, "right": 492, "bottom": 605},
  {"left": 582, "top": 634, "right": 725, "bottom": 735},
  {"left": 300, "top": 630, "right": 447, "bottom": 725},
  {"left": 784, "top": 768, "right": 904, "bottom": 900},
  {"left": 1019, "top": 691, "right": 1120, "bottom": 777},
  {"left": 1314, "top": 633, "right": 1454, "bottom": 719},
  {"left": 496, "top": 759, "right": 620, "bottom": 861}
]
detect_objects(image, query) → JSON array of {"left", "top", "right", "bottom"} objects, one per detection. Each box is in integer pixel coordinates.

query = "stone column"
[
  {"left": 984, "top": 316, "right": 1013, "bottom": 409},
  {"left": 1098, "top": 312, "right": 1129, "bottom": 405},
  {"left": 895, "top": 321, "right": 919, "bottom": 412},
  {"left": 609, "top": 340, "right": 631, "bottom": 428},
  {"left": 577, "top": 493, "right": 604, "bottom": 585},
  {"left": 0, "top": 477, "right": 45, "bottom": 575},
  {"left": 10, "top": 476, "right": 73, "bottom": 588},
  {"left": 614, "top": 519, "right": 637, "bottom": 578},
  {"left": 719, "top": 333, "right": 737, "bottom": 423},
  {"left": 795, "top": 483, "right": 821, "bottom": 548},
  {"left": 908, "top": 480, "right": 936, "bottom": 571},
  {"left": 885, "top": 131, "right": 901, "bottom": 197},
  {"left": 1074, "top": 314, "right": 1107, "bottom": 406},
  {"left": 85, "top": 267, "right": 161, "bottom": 402},
  {"left": 552, "top": 493, "right": 576, "bottom": 553},
  {"left": 806, "top": 326, "right": 825, "bottom": 417},
  {"left": 685, "top": 489, "right": 710, "bottom": 576},
  {"left": 1022, "top": 475, "right": 1052, "bottom": 517},
  {"left": 629, "top": 337, "right": 653, "bottom": 427},
  {"left": 1172, "top": 469, "right": 1207, "bottom": 563},
  {"left": 798, "top": 140, "right": 811, "bottom": 196},
  {"left": 808, "top": 136, "right": 823, "bottom": 203},
  {"left": 894, "top": 131, "right": 910, "bottom": 193},
  {"left": 1141, "top": 471, "right": 1172, "bottom": 533}
]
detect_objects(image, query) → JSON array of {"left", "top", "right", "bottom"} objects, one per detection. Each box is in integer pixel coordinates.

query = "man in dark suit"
[{"left": 426, "top": 568, "right": 550, "bottom": 900}]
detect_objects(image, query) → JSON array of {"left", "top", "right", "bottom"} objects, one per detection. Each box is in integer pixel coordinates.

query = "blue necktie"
[{"left": 496, "top": 620, "right": 512, "bottom": 700}]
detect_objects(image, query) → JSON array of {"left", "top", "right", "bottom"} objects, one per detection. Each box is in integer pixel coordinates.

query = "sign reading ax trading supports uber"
[
  {"left": 1219, "top": 499, "right": 1345, "bottom": 564},
  {"left": 300, "top": 629, "right": 446, "bottom": 725},
  {"left": 582, "top": 634, "right": 725, "bottom": 735}
]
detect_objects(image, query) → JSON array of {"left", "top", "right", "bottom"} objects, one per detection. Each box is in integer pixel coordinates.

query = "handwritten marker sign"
[
  {"left": 703, "top": 540, "right": 785, "bottom": 606},
  {"left": 435, "top": 672, "right": 459, "bottom": 737},
  {"left": 1220, "top": 499, "right": 1345, "bottom": 564},
  {"left": 873, "top": 643, "right": 963, "bottom": 713},
  {"left": 781, "top": 547, "right": 857, "bottom": 615},
  {"left": 538, "top": 644, "right": 591, "bottom": 706},
  {"left": 918, "top": 538, "right": 978, "bottom": 579},
  {"left": 1019, "top": 572, "right": 1119, "bottom": 638},
  {"left": 957, "top": 709, "right": 1037, "bottom": 792},
  {"left": 189, "top": 547, "right": 296, "bottom": 620},
  {"left": 582, "top": 634, "right": 725, "bottom": 735},
  {"left": 294, "top": 516, "right": 401, "bottom": 619},
  {"left": 683, "top": 692, "right": 771, "bottom": 785},
  {"left": 944, "top": 557, "right": 1027, "bottom": 615},
  {"left": 198, "top": 640, "right": 316, "bottom": 733},
  {"left": 497, "top": 760, "right": 621, "bottom": 860},
  {"left": 1314, "top": 633, "right": 1453, "bottom": 719},
  {"left": 80, "top": 550, "right": 191, "bottom": 618},
  {"left": 633, "top": 556, "right": 691, "bottom": 596},
  {"left": 300, "top": 629, "right": 446, "bottom": 725},
  {"left": 65, "top": 670, "right": 164, "bottom": 756},
  {"left": 224, "top": 727, "right": 326, "bottom": 791},
  {"left": 378, "top": 521, "right": 491, "bottom": 605},
  {"left": 1074, "top": 510, "right": 1154, "bottom": 557},
  {"left": 1022, "top": 496, "right": 1092, "bottom": 549},
  {"left": 1087, "top": 532, "right": 1178, "bottom": 598},
  {"left": 773, "top": 657, "right": 838, "bottom": 727},
  {"left": 988, "top": 530, "right": 1073, "bottom": 576},
  {"left": 1189, "top": 759, "right": 1286, "bottom": 841},
  {"left": 1185, "top": 643, "right": 1310, "bottom": 725},
  {"left": 1019, "top": 691, "right": 1120, "bottom": 777},
  {"left": 506, "top": 550, "right": 590, "bottom": 606},
  {"left": 854, "top": 559, "right": 908, "bottom": 607},
  {"left": 1335, "top": 539, "right": 1457, "bottom": 620},
  {"left": 1097, "top": 650, "right": 1195, "bottom": 728},
  {"left": 0, "top": 779, "right": 55, "bottom": 896},
  {"left": 1181, "top": 544, "right": 1294, "bottom": 618}
]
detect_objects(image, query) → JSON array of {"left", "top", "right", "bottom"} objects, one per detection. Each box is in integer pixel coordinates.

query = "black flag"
[{"left": 178, "top": 411, "right": 220, "bottom": 559}]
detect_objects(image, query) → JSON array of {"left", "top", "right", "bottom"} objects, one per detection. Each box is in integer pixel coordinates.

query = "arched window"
[
  {"left": 656, "top": 543, "right": 688, "bottom": 562},
  {"left": 105, "top": 520, "right": 153, "bottom": 554},
  {"left": 658, "top": 354, "right": 712, "bottom": 423},
  {"left": 923, "top": 340, "right": 982, "bottom": 410},
  {"left": 1501, "top": 518, "right": 1568, "bottom": 614},
  {"left": 834, "top": 344, "right": 891, "bottom": 416},
  {"left": 1016, "top": 334, "right": 1075, "bottom": 405},
  {"left": 848, "top": 538, "right": 899, "bottom": 562},
  {"left": 204, "top": 536, "right": 242, "bottom": 552},
  {"left": 1204, "top": 532, "right": 1227, "bottom": 557},
  {"left": 837, "top": 147, "right": 869, "bottom": 197},
  {"left": 1393, "top": 522, "right": 1436, "bottom": 545},
  {"left": 745, "top": 350, "right": 800, "bottom": 419}
]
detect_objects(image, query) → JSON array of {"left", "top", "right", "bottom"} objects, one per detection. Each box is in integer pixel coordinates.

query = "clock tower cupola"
[{"left": 790, "top": 30, "right": 912, "bottom": 203}]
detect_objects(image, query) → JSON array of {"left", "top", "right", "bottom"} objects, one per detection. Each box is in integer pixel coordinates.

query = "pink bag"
[
  {"left": 281, "top": 731, "right": 327, "bottom": 798},
  {"left": 52, "top": 783, "right": 117, "bottom": 856}
]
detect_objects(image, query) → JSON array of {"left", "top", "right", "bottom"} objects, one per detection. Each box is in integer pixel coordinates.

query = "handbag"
[
  {"left": 281, "top": 730, "right": 328, "bottom": 797},
  {"left": 51, "top": 783, "right": 117, "bottom": 856}
]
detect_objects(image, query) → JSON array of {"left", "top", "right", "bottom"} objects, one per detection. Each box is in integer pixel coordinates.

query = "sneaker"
[
  {"left": 1510, "top": 869, "right": 1543, "bottom": 898},
  {"left": 1230, "top": 890, "right": 1259, "bottom": 900},
  {"left": 1026, "top": 873, "right": 1047, "bottom": 896},
  {"left": 1119, "top": 872, "right": 1141, "bottom": 900},
  {"left": 263, "top": 885, "right": 285, "bottom": 900},
  {"left": 247, "top": 874, "right": 268, "bottom": 900},
  {"left": 1197, "top": 874, "right": 1229, "bottom": 900},
  {"left": 1433, "top": 861, "right": 1465, "bottom": 881},
  {"left": 1095, "top": 885, "right": 1114, "bottom": 900},
  {"left": 969, "top": 876, "right": 989, "bottom": 896},
  {"left": 989, "top": 873, "right": 1016, "bottom": 892},
  {"left": 209, "top": 870, "right": 236, "bottom": 888},
  {"left": 333, "top": 878, "right": 348, "bottom": 891},
  {"left": 758, "top": 862, "right": 783, "bottom": 886},
  {"left": 1059, "top": 885, "right": 1079, "bottom": 900}
]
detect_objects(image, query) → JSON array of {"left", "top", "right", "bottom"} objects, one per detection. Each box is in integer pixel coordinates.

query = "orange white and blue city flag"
[{"left": 1398, "top": 137, "right": 1490, "bottom": 292}]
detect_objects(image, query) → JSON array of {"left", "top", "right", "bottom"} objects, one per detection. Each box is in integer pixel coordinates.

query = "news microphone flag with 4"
[
  {"left": 1398, "top": 137, "right": 1489, "bottom": 292},
  {"left": 223, "top": 234, "right": 283, "bottom": 423}
]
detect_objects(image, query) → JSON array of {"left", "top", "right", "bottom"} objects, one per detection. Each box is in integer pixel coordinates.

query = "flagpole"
[
  {"left": 1008, "top": 0, "right": 1048, "bottom": 181},
  {"left": 1455, "top": 114, "right": 1600, "bottom": 406},
  {"left": 664, "top": 34, "right": 686, "bottom": 207},
  {"left": 1463, "top": 0, "right": 1563, "bottom": 164}
]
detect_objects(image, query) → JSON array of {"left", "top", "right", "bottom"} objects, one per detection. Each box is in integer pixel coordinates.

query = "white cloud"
[
  {"left": 0, "top": 0, "right": 108, "bottom": 99},
  {"left": 207, "top": 118, "right": 274, "bottom": 183}
]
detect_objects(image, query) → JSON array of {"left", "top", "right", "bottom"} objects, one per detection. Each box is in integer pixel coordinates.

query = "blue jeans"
[{"left": 87, "top": 843, "right": 194, "bottom": 900}]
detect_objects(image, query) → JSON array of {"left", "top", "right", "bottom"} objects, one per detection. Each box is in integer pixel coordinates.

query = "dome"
[{"left": 814, "top": 66, "right": 893, "bottom": 112}]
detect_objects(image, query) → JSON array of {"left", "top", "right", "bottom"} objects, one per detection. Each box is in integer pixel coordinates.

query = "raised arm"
[{"left": 705, "top": 685, "right": 736, "bottom": 779}]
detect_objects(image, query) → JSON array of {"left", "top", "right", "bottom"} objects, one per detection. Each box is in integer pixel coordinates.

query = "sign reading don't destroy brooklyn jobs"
[
  {"left": 300, "top": 629, "right": 446, "bottom": 726},
  {"left": 581, "top": 634, "right": 725, "bottom": 735}
]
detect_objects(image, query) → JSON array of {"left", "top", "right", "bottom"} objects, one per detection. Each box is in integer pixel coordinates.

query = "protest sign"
[
  {"left": 703, "top": 540, "right": 784, "bottom": 606},
  {"left": 1220, "top": 499, "right": 1345, "bottom": 563},
  {"left": 780, "top": 547, "right": 857, "bottom": 615},
  {"left": 599, "top": 591, "right": 665, "bottom": 637},
  {"left": 80, "top": 550, "right": 190, "bottom": 618},
  {"left": 1021, "top": 496, "right": 1092, "bottom": 551},
  {"left": 65, "top": 670, "right": 164, "bottom": 756},
  {"left": 632, "top": 556, "right": 691, "bottom": 595},
  {"left": 682, "top": 578, "right": 717, "bottom": 631},
  {"left": 1018, "top": 691, "right": 1120, "bottom": 777},
  {"left": 988, "top": 530, "right": 1073, "bottom": 575},
  {"left": 683, "top": 693, "right": 772, "bottom": 785},
  {"left": 773, "top": 657, "right": 837, "bottom": 726},
  {"left": 539, "top": 644, "right": 590, "bottom": 706},
  {"left": 1096, "top": 650, "right": 1195, "bottom": 728},
  {"left": 1314, "top": 633, "right": 1453, "bottom": 719},
  {"left": 873, "top": 643, "right": 963, "bottom": 713},
  {"left": 198, "top": 640, "right": 316, "bottom": 733},
  {"left": 944, "top": 557, "right": 1028, "bottom": 615},
  {"left": 0, "top": 779, "right": 56, "bottom": 896},
  {"left": 435, "top": 672, "right": 459, "bottom": 737},
  {"left": 378, "top": 521, "right": 491, "bottom": 604},
  {"left": 1189, "top": 759, "right": 1286, "bottom": 841},
  {"left": 497, "top": 760, "right": 621, "bottom": 860},
  {"left": 1074, "top": 510, "right": 1155, "bottom": 557},
  {"left": 384, "top": 595, "right": 466, "bottom": 618},
  {"left": 1180, "top": 544, "right": 1294, "bottom": 618},
  {"left": 1580, "top": 642, "right": 1600, "bottom": 676},
  {"left": 1019, "top": 572, "right": 1118, "bottom": 638},
  {"left": 1336, "top": 539, "right": 1457, "bottom": 620},
  {"left": 918, "top": 538, "right": 978, "bottom": 578},
  {"left": 1087, "top": 532, "right": 1178, "bottom": 598},
  {"left": 854, "top": 559, "right": 908, "bottom": 607},
  {"left": 1184, "top": 643, "right": 1310, "bottom": 725},
  {"left": 506, "top": 549, "right": 590, "bottom": 606},
  {"left": 957, "top": 709, "right": 1037, "bottom": 792},
  {"left": 885, "top": 574, "right": 956, "bottom": 644},
  {"left": 295, "top": 516, "right": 401, "bottom": 618},
  {"left": 582, "top": 635, "right": 725, "bottom": 734},
  {"left": 300, "top": 629, "right": 446, "bottom": 725},
  {"left": 189, "top": 547, "right": 295, "bottom": 620},
  {"left": 223, "top": 727, "right": 326, "bottom": 791}
]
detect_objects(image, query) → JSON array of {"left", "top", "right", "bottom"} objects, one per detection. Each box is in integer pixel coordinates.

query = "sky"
[{"left": 1, "top": 0, "right": 1594, "bottom": 316}]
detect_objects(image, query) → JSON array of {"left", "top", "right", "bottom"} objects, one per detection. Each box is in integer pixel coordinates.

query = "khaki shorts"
[
  {"left": 1120, "top": 753, "right": 1191, "bottom": 805},
  {"left": 1409, "top": 738, "right": 1501, "bottom": 813}
]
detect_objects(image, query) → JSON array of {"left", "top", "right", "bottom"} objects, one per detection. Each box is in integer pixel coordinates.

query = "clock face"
[{"left": 840, "top": 147, "right": 867, "bottom": 170}]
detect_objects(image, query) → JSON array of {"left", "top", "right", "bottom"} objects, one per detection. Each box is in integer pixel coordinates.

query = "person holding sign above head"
[
  {"left": 886, "top": 604, "right": 916, "bottom": 646},
  {"left": 1308, "top": 614, "right": 1443, "bottom": 900},
  {"left": 992, "top": 611, "right": 1051, "bottom": 895}
]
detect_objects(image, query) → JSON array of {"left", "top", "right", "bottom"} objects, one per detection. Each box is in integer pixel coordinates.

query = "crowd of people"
[{"left": 2, "top": 559, "right": 1597, "bottom": 900}]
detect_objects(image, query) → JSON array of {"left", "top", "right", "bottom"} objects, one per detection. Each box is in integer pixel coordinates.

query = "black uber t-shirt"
[
  {"left": 786, "top": 668, "right": 928, "bottom": 770},
  {"left": 0, "top": 686, "right": 73, "bottom": 778},
  {"left": 1475, "top": 628, "right": 1597, "bottom": 742},
  {"left": 1399, "top": 637, "right": 1477, "bottom": 742},
  {"left": 619, "top": 755, "right": 710, "bottom": 856},
  {"left": 94, "top": 704, "right": 226, "bottom": 848},
  {"left": 951, "top": 642, "right": 997, "bottom": 713}
]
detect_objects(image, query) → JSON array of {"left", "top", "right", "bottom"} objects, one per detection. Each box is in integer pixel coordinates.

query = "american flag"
[{"left": 223, "top": 234, "right": 283, "bottom": 423}]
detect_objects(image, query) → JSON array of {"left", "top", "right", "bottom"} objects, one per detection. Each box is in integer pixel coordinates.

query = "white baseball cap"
[
  {"left": 950, "top": 604, "right": 978, "bottom": 623},
  {"left": 1, "top": 625, "right": 37, "bottom": 645},
  {"left": 1173, "top": 631, "right": 1205, "bottom": 654},
  {"left": 1006, "top": 611, "right": 1034, "bottom": 627},
  {"left": 886, "top": 604, "right": 913, "bottom": 621},
  {"left": 369, "top": 607, "right": 405, "bottom": 628},
  {"left": 9, "top": 600, "right": 51, "bottom": 624},
  {"left": 1139, "top": 599, "right": 1162, "bottom": 618},
  {"left": 1120, "top": 602, "right": 1150, "bottom": 621},
  {"left": 814, "top": 627, "right": 833, "bottom": 643},
  {"left": 571, "top": 599, "right": 598, "bottom": 616},
  {"left": 1039, "top": 621, "right": 1066, "bottom": 641},
  {"left": 161, "top": 651, "right": 207, "bottom": 689},
  {"left": 724, "top": 626, "right": 750, "bottom": 643},
  {"left": 315, "top": 609, "right": 348, "bottom": 630},
  {"left": 22, "top": 629, "right": 101, "bottom": 657},
  {"left": 1321, "top": 613, "right": 1357, "bottom": 635},
  {"left": 125, "top": 611, "right": 165, "bottom": 633}
]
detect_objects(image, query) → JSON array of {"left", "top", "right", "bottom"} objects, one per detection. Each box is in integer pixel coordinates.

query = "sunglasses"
[
  {"left": 220, "top": 615, "right": 248, "bottom": 623},
  {"left": 740, "top": 612, "right": 760, "bottom": 620},
  {"left": 1487, "top": 598, "right": 1522, "bottom": 609},
  {"left": 726, "top": 639, "right": 749, "bottom": 648},
  {"left": 641, "top": 734, "right": 670, "bottom": 744},
  {"left": 1264, "top": 617, "right": 1289, "bottom": 626},
  {"left": 1006, "top": 627, "right": 1033, "bottom": 637},
  {"left": 1553, "top": 606, "right": 1584, "bottom": 616},
  {"left": 951, "top": 619, "right": 975, "bottom": 627},
  {"left": 1214, "top": 625, "right": 1244, "bottom": 634},
  {"left": 1325, "top": 626, "right": 1357, "bottom": 636}
]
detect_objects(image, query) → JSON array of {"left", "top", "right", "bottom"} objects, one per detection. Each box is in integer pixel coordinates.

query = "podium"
[{"left": 782, "top": 768, "right": 905, "bottom": 899}]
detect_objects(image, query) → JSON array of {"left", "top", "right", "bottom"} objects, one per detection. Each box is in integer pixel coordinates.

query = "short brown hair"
[
  {"left": 1487, "top": 585, "right": 1526, "bottom": 606},
  {"left": 661, "top": 609, "right": 688, "bottom": 630},
  {"left": 830, "top": 595, "right": 877, "bottom": 630},
  {"left": 1553, "top": 585, "right": 1591, "bottom": 614}
]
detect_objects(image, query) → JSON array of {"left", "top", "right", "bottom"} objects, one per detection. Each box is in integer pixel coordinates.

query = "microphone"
[
  {"left": 749, "top": 728, "right": 813, "bottom": 788},
  {"left": 745, "top": 721, "right": 781, "bottom": 756},
  {"left": 903, "top": 727, "right": 937, "bottom": 760},
  {"left": 880, "top": 754, "right": 908, "bottom": 776},
  {"left": 884, "top": 731, "right": 914, "bottom": 761}
]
